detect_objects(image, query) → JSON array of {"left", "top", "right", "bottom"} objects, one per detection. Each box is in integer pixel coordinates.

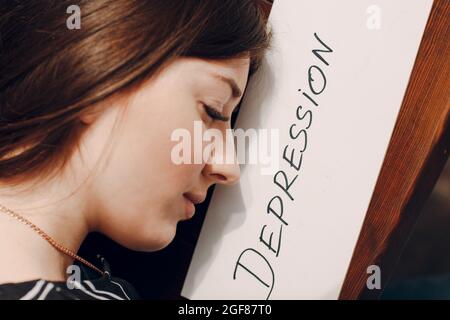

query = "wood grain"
[{"left": 339, "top": 0, "right": 450, "bottom": 299}]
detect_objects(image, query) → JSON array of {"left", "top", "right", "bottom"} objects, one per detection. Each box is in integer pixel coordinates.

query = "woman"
[{"left": 0, "top": 0, "right": 271, "bottom": 299}]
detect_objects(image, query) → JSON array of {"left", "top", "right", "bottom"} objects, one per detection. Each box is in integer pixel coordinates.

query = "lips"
[
  {"left": 183, "top": 192, "right": 206, "bottom": 205},
  {"left": 182, "top": 192, "right": 206, "bottom": 220}
]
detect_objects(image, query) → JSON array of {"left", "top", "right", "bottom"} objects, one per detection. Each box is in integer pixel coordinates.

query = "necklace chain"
[{"left": 0, "top": 203, "right": 105, "bottom": 276}]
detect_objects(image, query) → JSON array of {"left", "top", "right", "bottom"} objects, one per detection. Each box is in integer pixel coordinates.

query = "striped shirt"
[{"left": 0, "top": 257, "right": 140, "bottom": 300}]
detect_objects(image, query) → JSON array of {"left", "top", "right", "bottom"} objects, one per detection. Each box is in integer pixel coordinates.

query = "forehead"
[{"left": 173, "top": 56, "right": 250, "bottom": 89}]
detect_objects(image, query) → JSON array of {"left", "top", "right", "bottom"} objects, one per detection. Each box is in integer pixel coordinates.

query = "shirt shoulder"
[
  {"left": 0, "top": 257, "right": 140, "bottom": 300},
  {"left": 0, "top": 275, "right": 140, "bottom": 300}
]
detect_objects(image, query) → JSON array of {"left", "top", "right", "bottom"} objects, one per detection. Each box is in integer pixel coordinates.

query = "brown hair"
[{"left": 0, "top": 0, "right": 271, "bottom": 186}]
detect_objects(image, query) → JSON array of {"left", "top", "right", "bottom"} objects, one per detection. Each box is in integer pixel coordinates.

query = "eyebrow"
[{"left": 213, "top": 74, "right": 243, "bottom": 100}]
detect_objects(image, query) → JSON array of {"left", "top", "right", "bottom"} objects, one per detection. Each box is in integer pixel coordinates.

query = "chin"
[{"left": 121, "top": 222, "right": 178, "bottom": 252}]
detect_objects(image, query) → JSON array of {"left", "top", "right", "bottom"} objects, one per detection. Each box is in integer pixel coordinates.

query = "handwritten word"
[{"left": 233, "top": 32, "right": 334, "bottom": 299}]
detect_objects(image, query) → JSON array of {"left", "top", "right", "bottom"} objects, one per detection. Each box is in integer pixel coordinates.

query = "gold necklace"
[{"left": 0, "top": 203, "right": 105, "bottom": 277}]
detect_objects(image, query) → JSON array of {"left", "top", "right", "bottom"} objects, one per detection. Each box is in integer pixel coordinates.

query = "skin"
[{"left": 0, "top": 56, "right": 250, "bottom": 283}]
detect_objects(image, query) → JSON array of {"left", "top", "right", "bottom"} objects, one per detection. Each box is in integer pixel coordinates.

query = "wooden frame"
[{"left": 339, "top": 0, "right": 449, "bottom": 299}]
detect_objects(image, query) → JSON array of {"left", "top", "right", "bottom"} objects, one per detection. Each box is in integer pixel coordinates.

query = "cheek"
[
  {"left": 87, "top": 104, "right": 205, "bottom": 250},
  {"left": 98, "top": 206, "right": 180, "bottom": 252},
  {"left": 85, "top": 72, "right": 212, "bottom": 249}
]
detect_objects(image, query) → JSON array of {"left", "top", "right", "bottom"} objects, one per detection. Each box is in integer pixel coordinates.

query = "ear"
[
  {"left": 79, "top": 94, "right": 120, "bottom": 125},
  {"left": 79, "top": 110, "right": 100, "bottom": 125}
]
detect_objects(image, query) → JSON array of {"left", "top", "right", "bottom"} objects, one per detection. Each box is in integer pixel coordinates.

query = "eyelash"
[{"left": 203, "top": 104, "right": 229, "bottom": 122}]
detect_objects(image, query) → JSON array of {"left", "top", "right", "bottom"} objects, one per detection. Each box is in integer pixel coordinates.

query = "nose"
[{"left": 202, "top": 134, "right": 241, "bottom": 186}]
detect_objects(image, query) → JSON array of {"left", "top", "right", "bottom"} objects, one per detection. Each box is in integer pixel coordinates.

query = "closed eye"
[{"left": 203, "top": 104, "right": 229, "bottom": 122}]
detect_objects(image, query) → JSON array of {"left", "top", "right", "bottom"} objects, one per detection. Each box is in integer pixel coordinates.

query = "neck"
[{"left": 0, "top": 176, "right": 93, "bottom": 284}]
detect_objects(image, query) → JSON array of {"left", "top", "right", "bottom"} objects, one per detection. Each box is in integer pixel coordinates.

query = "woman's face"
[{"left": 80, "top": 56, "right": 250, "bottom": 251}]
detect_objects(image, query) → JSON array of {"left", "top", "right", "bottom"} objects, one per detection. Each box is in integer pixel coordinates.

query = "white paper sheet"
[{"left": 182, "top": 0, "right": 433, "bottom": 299}]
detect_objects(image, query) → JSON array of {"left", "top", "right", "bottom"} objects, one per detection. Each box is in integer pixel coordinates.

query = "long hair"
[{"left": 0, "top": 0, "right": 272, "bottom": 185}]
